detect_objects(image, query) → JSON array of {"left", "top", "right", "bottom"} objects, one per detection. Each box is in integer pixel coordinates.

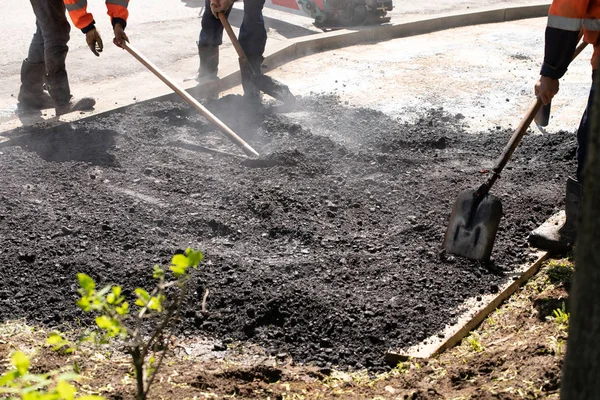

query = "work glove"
[
  {"left": 210, "top": 0, "right": 234, "bottom": 18},
  {"left": 85, "top": 28, "right": 104, "bottom": 57},
  {"left": 535, "top": 76, "right": 559, "bottom": 105},
  {"left": 113, "top": 23, "right": 129, "bottom": 48}
]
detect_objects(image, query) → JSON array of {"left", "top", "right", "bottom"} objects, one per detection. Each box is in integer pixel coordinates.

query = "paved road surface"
[{"left": 0, "top": 0, "right": 549, "bottom": 130}]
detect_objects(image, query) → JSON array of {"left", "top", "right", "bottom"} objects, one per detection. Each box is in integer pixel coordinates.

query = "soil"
[
  {"left": 0, "top": 255, "right": 572, "bottom": 399},
  {"left": 0, "top": 94, "right": 576, "bottom": 373}
]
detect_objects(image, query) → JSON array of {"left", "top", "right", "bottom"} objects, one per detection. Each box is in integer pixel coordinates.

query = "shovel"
[
  {"left": 442, "top": 98, "right": 541, "bottom": 261},
  {"left": 443, "top": 41, "right": 588, "bottom": 261},
  {"left": 217, "top": 12, "right": 297, "bottom": 107},
  {"left": 121, "top": 41, "right": 259, "bottom": 157}
]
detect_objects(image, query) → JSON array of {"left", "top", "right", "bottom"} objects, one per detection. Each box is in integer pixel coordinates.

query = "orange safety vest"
[
  {"left": 64, "top": 0, "right": 129, "bottom": 32},
  {"left": 548, "top": 0, "right": 600, "bottom": 68}
]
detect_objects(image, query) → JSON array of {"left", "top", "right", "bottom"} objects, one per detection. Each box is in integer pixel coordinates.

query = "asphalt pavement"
[{"left": 0, "top": 0, "right": 552, "bottom": 132}]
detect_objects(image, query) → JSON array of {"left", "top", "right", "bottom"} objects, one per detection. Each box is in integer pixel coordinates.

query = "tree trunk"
[{"left": 560, "top": 73, "right": 600, "bottom": 398}]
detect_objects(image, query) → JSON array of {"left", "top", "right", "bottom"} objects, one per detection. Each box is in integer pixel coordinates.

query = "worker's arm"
[
  {"left": 105, "top": 0, "right": 130, "bottom": 47},
  {"left": 536, "top": 0, "right": 589, "bottom": 104}
]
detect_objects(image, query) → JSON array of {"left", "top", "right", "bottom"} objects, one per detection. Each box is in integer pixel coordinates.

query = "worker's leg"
[
  {"left": 30, "top": 0, "right": 95, "bottom": 114},
  {"left": 238, "top": 0, "right": 267, "bottom": 61},
  {"left": 528, "top": 72, "right": 593, "bottom": 252},
  {"left": 197, "top": 0, "right": 233, "bottom": 78},
  {"left": 18, "top": 21, "right": 54, "bottom": 109},
  {"left": 238, "top": 0, "right": 267, "bottom": 98}
]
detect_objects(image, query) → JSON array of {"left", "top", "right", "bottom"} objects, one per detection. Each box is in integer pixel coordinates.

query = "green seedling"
[
  {"left": 77, "top": 248, "right": 204, "bottom": 400},
  {"left": 0, "top": 350, "right": 103, "bottom": 400}
]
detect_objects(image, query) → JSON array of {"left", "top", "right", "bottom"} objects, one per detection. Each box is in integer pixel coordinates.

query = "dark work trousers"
[
  {"left": 198, "top": 0, "right": 267, "bottom": 61},
  {"left": 28, "top": 0, "right": 72, "bottom": 104},
  {"left": 575, "top": 69, "right": 597, "bottom": 183}
]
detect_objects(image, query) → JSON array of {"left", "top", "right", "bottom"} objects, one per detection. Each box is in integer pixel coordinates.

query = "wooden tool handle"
[
  {"left": 482, "top": 40, "right": 589, "bottom": 193},
  {"left": 492, "top": 97, "right": 542, "bottom": 176},
  {"left": 121, "top": 41, "right": 259, "bottom": 157},
  {"left": 217, "top": 13, "right": 256, "bottom": 75}
]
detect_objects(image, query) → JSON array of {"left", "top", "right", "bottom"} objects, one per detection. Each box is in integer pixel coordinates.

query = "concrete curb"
[
  {"left": 183, "top": 3, "right": 550, "bottom": 101},
  {"left": 0, "top": 3, "right": 550, "bottom": 135}
]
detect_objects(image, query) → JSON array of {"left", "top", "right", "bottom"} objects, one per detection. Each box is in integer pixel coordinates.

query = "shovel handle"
[
  {"left": 217, "top": 13, "right": 256, "bottom": 75},
  {"left": 480, "top": 40, "right": 589, "bottom": 195},
  {"left": 121, "top": 41, "right": 259, "bottom": 157}
]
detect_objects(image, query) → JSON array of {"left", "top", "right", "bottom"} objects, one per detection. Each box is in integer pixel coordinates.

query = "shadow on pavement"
[{"left": 0, "top": 124, "right": 119, "bottom": 167}]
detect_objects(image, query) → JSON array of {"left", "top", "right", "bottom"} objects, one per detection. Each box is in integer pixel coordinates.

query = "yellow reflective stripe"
[
  {"left": 106, "top": 0, "right": 129, "bottom": 8},
  {"left": 65, "top": 0, "right": 88, "bottom": 12},
  {"left": 548, "top": 14, "right": 583, "bottom": 31}
]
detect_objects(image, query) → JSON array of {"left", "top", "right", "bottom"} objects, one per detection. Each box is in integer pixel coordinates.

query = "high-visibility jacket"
[
  {"left": 63, "top": 0, "right": 129, "bottom": 34},
  {"left": 542, "top": 0, "right": 600, "bottom": 78}
]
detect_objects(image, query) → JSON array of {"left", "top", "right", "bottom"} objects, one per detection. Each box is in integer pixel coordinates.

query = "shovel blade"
[
  {"left": 443, "top": 189, "right": 503, "bottom": 261},
  {"left": 254, "top": 75, "right": 297, "bottom": 108}
]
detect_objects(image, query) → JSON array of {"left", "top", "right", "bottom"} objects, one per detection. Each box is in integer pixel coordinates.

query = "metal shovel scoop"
[
  {"left": 442, "top": 98, "right": 542, "bottom": 261},
  {"left": 443, "top": 40, "right": 588, "bottom": 261},
  {"left": 217, "top": 12, "right": 297, "bottom": 108}
]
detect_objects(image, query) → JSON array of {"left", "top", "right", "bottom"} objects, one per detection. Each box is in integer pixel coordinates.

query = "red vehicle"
[{"left": 266, "top": 0, "right": 393, "bottom": 28}]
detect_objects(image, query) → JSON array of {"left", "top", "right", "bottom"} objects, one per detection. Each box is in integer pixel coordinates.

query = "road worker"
[
  {"left": 197, "top": 0, "right": 266, "bottom": 99},
  {"left": 18, "top": 0, "right": 129, "bottom": 116},
  {"left": 529, "top": 0, "right": 599, "bottom": 252}
]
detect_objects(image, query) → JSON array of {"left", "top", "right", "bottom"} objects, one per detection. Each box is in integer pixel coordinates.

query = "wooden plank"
[{"left": 385, "top": 248, "right": 551, "bottom": 364}]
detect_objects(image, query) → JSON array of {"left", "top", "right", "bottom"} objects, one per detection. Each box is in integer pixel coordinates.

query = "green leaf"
[
  {"left": 46, "top": 332, "right": 64, "bottom": 346},
  {"left": 10, "top": 351, "right": 29, "bottom": 375},
  {"left": 55, "top": 380, "right": 76, "bottom": 400},
  {"left": 135, "top": 288, "right": 152, "bottom": 307},
  {"left": 76, "top": 297, "right": 91, "bottom": 312},
  {"left": 56, "top": 371, "right": 79, "bottom": 382},
  {"left": 115, "top": 302, "right": 129, "bottom": 316},
  {"left": 186, "top": 248, "right": 204, "bottom": 267},
  {"left": 171, "top": 254, "right": 189, "bottom": 269},
  {"left": 112, "top": 286, "right": 121, "bottom": 297},
  {"left": 106, "top": 293, "right": 116, "bottom": 305},
  {"left": 0, "top": 369, "right": 19, "bottom": 386},
  {"left": 147, "top": 296, "right": 163, "bottom": 312},
  {"left": 153, "top": 265, "right": 165, "bottom": 279},
  {"left": 169, "top": 264, "right": 187, "bottom": 277},
  {"left": 77, "top": 273, "right": 95, "bottom": 293},
  {"left": 95, "top": 316, "right": 113, "bottom": 330}
]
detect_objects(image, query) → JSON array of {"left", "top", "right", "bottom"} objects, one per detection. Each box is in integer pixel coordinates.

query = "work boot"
[
  {"left": 239, "top": 56, "right": 262, "bottom": 101},
  {"left": 197, "top": 45, "right": 219, "bottom": 81},
  {"left": 54, "top": 96, "right": 96, "bottom": 116},
  {"left": 17, "top": 60, "right": 54, "bottom": 110},
  {"left": 528, "top": 177, "right": 582, "bottom": 253},
  {"left": 46, "top": 74, "right": 95, "bottom": 116}
]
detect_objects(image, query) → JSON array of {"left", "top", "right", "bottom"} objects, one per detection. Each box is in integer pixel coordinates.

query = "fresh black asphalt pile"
[{"left": 0, "top": 95, "right": 576, "bottom": 371}]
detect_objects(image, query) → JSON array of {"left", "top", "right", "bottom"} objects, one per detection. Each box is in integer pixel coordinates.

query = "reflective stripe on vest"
[
  {"left": 106, "top": 0, "right": 129, "bottom": 8},
  {"left": 65, "top": 0, "right": 88, "bottom": 12},
  {"left": 548, "top": 15, "right": 600, "bottom": 31}
]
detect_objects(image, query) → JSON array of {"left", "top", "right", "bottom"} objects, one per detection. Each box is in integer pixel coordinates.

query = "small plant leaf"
[
  {"left": 77, "top": 273, "right": 95, "bottom": 293},
  {"left": 56, "top": 380, "right": 77, "bottom": 400},
  {"left": 46, "top": 332, "right": 64, "bottom": 346},
  {"left": 11, "top": 351, "right": 29, "bottom": 375},
  {"left": 95, "top": 316, "right": 113, "bottom": 330},
  {"left": 116, "top": 302, "right": 130, "bottom": 316}
]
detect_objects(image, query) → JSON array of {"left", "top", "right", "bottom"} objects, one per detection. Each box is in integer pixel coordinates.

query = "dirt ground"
[
  {"left": 0, "top": 256, "right": 573, "bottom": 399},
  {"left": 0, "top": 89, "right": 576, "bottom": 372}
]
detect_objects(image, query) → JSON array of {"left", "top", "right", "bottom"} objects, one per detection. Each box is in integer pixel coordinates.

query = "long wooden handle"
[
  {"left": 483, "top": 40, "right": 589, "bottom": 192},
  {"left": 121, "top": 41, "right": 259, "bottom": 157},
  {"left": 217, "top": 13, "right": 255, "bottom": 74},
  {"left": 492, "top": 97, "right": 542, "bottom": 176}
]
